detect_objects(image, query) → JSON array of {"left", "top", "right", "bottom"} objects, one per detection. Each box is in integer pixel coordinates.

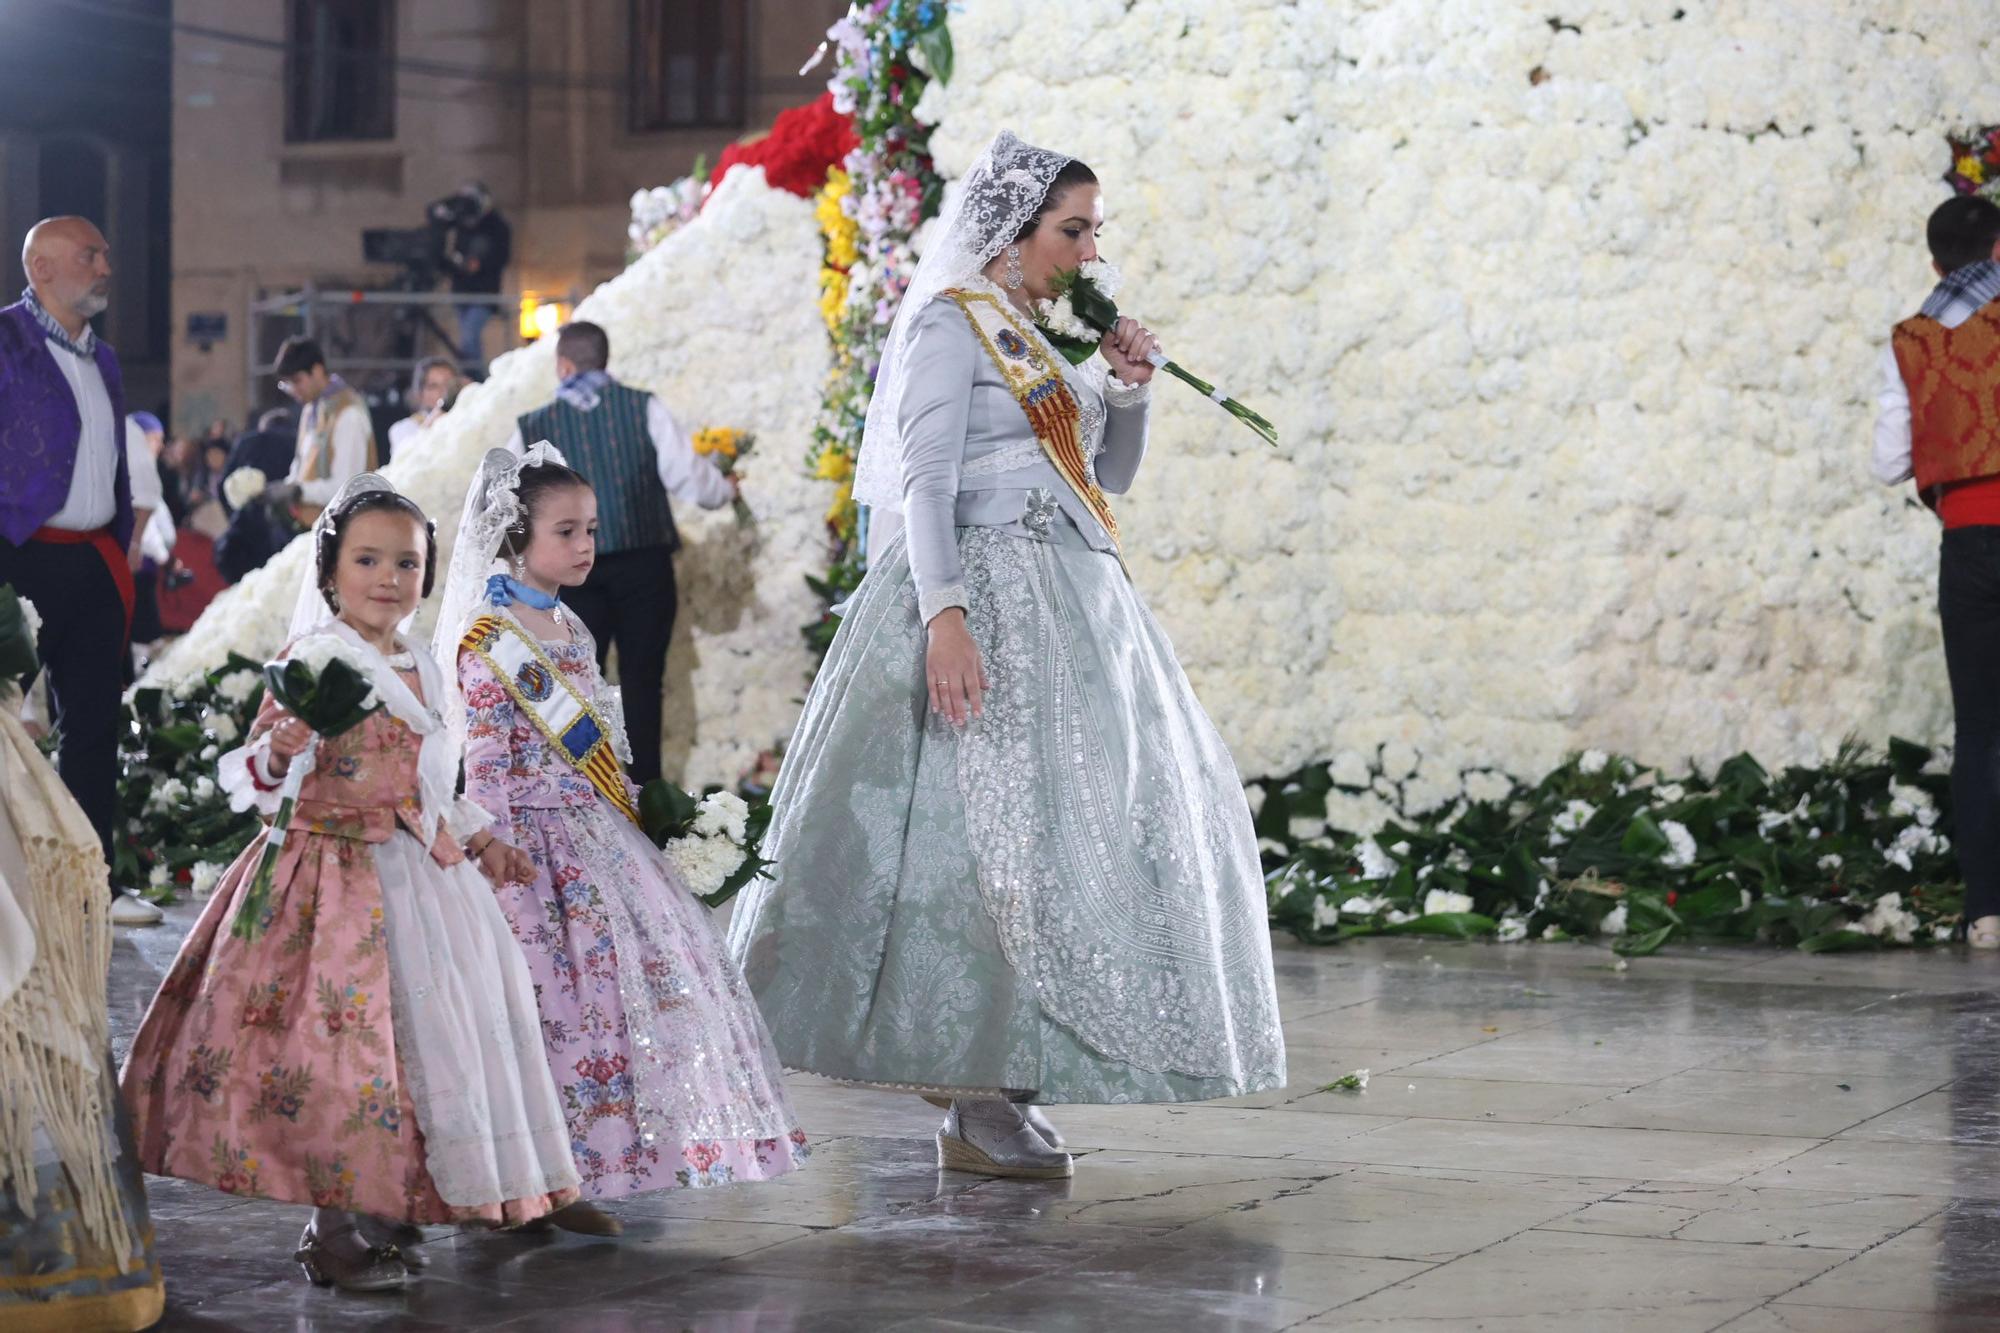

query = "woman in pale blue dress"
[{"left": 728, "top": 130, "right": 1285, "bottom": 1178}]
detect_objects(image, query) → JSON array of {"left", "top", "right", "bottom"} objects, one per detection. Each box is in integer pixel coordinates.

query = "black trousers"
[
  {"left": 1940, "top": 528, "right": 2000, "bottom": 923},
  {"left": 566, "top": 545, "right": 677, "bottom": 787},
  {"left": 0, "top": 539, "right": 125, "bottom": 879}
]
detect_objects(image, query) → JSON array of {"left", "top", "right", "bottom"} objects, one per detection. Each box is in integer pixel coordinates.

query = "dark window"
[
  {"left": 286, "top": 0, "right": 396, "bottom": 143},
  {"left": 629, "top": 0, "right": 747, "bottom": 132}
]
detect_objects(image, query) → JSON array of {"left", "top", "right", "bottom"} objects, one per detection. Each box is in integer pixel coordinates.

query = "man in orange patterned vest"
[{"left": 1874, "top": 194, "right": 2000, "bottom": 948}]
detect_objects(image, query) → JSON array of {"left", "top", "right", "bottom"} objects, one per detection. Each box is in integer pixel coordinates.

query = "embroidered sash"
[
  {"left": 941, "top": 288, "right": 1120, "bottom": 549},
  {"left": 459, "top": 613, "right": 640, "bottom": 825},
  {"left": 292, "top": 384, "right": 378, "bottom": 527}
]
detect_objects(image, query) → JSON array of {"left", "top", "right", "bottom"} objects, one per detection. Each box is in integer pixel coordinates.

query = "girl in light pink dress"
[
  {"left": 121, "top": 477, "right": 589, "bottom": 1294},
  {"left": 436, "top": 446, "right": 805, "bottom": 1203}
]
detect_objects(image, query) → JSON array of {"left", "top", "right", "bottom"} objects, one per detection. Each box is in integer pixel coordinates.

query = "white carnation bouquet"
[
  {"left": 1033, "top": 259, "right": 1278, "bottom": 446},
  {"left": 229, "top": 634, "right": 383, "bottom": 940},
  {"left": 222, "top": 466, "right": 269, "bottom": 512},
  {"left": 639, "top": 783, "right": 772, "bottom": 908}
]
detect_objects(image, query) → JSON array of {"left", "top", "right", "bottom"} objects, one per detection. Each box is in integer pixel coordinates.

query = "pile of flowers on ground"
[
  {"left": 801, "top": 1, "right": 953, "bottom": 660},
  {"left": 1946, "top": 125, "right": 2000, "bottom": 201},
  {"left": 118, "top": 657, "right": 265, "bottom": 903},
  {"left": 1262, "top": 740, "right": 1962, "bottom": 955}
]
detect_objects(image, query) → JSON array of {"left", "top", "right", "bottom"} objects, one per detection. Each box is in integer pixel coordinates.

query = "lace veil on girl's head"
[
  {"left": 850, "top": 129, "right": 1075, "bottom": 517},
  {"left": 286, "top": 471, "right": 430, "bottom": 641}
]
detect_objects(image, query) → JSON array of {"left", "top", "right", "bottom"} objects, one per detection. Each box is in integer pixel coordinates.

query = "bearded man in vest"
[
  {"left": 1873, "top": 194, "right": 2000, "bottom": 949},
  {"left": 267, "top": 335, "right": 377, "bottom": 528},
  {"left": 504, "top": 321, "right": 736, "bottom": 784}
]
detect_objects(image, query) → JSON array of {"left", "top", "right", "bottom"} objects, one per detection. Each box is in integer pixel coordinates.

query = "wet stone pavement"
[{"left": 111, "top": 904, "right": 2000, "bottom": 1331}]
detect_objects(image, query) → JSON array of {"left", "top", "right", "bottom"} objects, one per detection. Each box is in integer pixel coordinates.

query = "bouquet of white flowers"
[
  {"left": 1034, "top": 259, "right": 1278, "bottom": 446},
  {"left": 639, "top": 781, "right": 772, "bottom": 908},
  {"left": 230, "top": 635, "right": 383, "bottom": 940},
  {"left": 221, "top": 466, "right": 269, "bottom": 512},
  {"left": 0, "top": 586, "right": 40, "bottom": 696}
]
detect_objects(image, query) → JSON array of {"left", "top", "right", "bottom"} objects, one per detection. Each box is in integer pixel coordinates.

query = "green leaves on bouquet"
[
  {"left": 261, "top": 657, "right": 381, "bottom": 738},
  {"left": 0, "top": 585, "right": 39, "bottom": 691}
]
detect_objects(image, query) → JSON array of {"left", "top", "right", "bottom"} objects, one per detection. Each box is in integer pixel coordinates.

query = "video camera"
[{"left": 361, "top": 187, "right": 488, "bottom": 291}]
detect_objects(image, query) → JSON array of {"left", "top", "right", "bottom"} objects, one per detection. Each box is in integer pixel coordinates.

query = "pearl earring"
[{"left": 1003, "top": 245, "right": 1025, "bottom": 290}]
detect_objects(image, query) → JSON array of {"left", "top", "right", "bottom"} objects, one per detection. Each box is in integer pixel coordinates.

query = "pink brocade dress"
[
  {"left": 459, "top": 631, "right": 806, "bottom": 1197},
  {"left": 119, "top": 671, "right": 581, "bottom": 1225}
]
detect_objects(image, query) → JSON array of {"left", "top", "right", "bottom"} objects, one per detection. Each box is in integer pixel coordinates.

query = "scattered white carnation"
[
  {"left": 216, "top": 670, "right": 262, "bottom": 706},
  {"left": 1889, "top": 783, "right": 1940, "bottom": 829},
  {"left": 1552, "top": 800, "right": 1597, "bottom": 835},
  {"left": 1601, "top": 903, "right": 1629, "bottom": 937},
  {"left": 1384, "top": 909, "right": 1414, "bottom": 925},
  {"left": 1311, "top": 896, "right": 1341, "bottom": 931},
  {"left": 1651, "top": 783, "right": 1686, "bottom": 805},
  {"left": 1496, "top": 916, "right": 1529, "bottom": 942},
  {"left": 1423, "top": 888, "right": 1474, "bottom": 916},
  {"left": 1855, "top": 891, "right": 1919, "bottom": 944},
  {"left": 1660, "top": 820, "right": 1698, "bottom": 869},
  {"left": 1340, "top": 894, "right": 1391, "bottom": 916},
  {"left": 147, "top": 862, "right": 170, "bottom": 890},
  {"left": 208, "top": 713, "right": 241, "bottom": 744},
  {"left": 189, "top": 861, "right": 224, "bottom": 898},
  {"left": 1355, "top": 838, "right": 1396, "bottom": 881},
  {"left": 1817, "top": 853, "right": 1844, "bottom": 872},
  {"left": 1578, "top": 750, "right": 1609, "bottom": 775}
]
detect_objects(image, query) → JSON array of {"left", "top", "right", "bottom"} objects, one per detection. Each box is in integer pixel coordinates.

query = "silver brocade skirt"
[{"left": 727, "top": 513, "right": 1285, "bottom": 1104}]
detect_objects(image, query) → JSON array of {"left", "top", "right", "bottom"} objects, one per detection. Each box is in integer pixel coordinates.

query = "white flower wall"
[
  {"left": 929, "top": 0, "right": 2000, "bottom": 819},
  {"left": 147, "top": 170, "right": 829, "bottom": 789}
]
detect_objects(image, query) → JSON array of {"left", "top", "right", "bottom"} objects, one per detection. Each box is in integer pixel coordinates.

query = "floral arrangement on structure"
[
  {"left": 708, "top": 93, "right": 859, "bottom": 201},
  {"left": 1945, "top": 125, "right": 2000, "bottom": 203},
  {"left": 627, "top": 162, "right": 708, "bottom": 263},
  {"left": 801, "top": 0, "right": 953, "bottom": 662}
]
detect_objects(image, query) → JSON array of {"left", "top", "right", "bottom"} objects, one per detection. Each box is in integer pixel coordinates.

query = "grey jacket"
[{"left": 895, "top": 288, "right": 1152, "bottom": 623}]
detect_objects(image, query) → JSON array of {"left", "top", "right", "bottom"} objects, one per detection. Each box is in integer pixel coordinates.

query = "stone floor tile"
[
  {"left": 1553, "top": 1069, "right": 1928, "bottom": 1138},
  {"left": 1839, "top": 1085, "right": 2000, "bottom": 1147},
  {"left": 895, "top": 1150, "right": 1345, "bottom": 1229},
  {"left": 1326, "top": 1116, "right": 1818, "bottom": 1183},
  {"left": 1161, "top": 1164, "right": 1633, "bottom": 1263},
  {"left": 1719, "top": 1304, "right": 2000, "bottom": 1332},
  {"left": 1047, "top": 1102, "right": 1404, "bottom": 1159},
  {"left": 1285, "top": 1074, "right": 1626, "bottom": 1123},
  {"left": 1539, "top": 1182, "right": 1943, "bottom": 1250},
  {"left": 1741, "top": 1139, "right": 2000, "bottom": 1202},
  {"left": 1774, "top": 1206, "right": 2000, "bottom": 1316},
  {"left": 1320, "top": 1228, "right": 1849, "bottom": 1327}
]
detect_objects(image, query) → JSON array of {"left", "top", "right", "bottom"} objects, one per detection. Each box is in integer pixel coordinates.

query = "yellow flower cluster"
[
  {"left": 816, "top": 168, "right": 861, "bottom": 339},
  {"left": 1960, "top": 154, "right": 1988, "bottom": 185},
  {"left": 816, "top": 167, "right": 860, "bottom": 269},
  {"left": 692, "top": 426, "right": 746, "bottom": 460}
]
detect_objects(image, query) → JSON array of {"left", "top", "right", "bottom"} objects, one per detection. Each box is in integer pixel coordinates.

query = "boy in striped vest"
[
  {"left": 1873, "top": 194, "right": 2000, "bottom": 948},
  {"left": 504, "top": 321, "right": 735, "bottom": 784}
]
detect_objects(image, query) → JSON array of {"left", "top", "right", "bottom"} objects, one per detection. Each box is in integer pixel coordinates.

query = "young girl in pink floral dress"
[
  {"left": 432, "top": 446, "right": 805, "bottom": 1206},
  {"left": 121, "top": 476, "right": 595, "bottom": 1295}
]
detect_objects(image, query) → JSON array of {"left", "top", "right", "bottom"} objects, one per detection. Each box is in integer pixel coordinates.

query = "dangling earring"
[
  {"left": 512, "top": 553, "right": 526, "bottom": 581},
  {"left": 1003, "top": 245, "right": 1025, "bottom": 291}
]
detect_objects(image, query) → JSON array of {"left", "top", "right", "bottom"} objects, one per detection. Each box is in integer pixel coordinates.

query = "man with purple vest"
[
  {"left": 502, "top": 320, "right": 736, "bottom": 784},
  {"left": 0, "top": 217, "right": 162, "bottom": 925}
]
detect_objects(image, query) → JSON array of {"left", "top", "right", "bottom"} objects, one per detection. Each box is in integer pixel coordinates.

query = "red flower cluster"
[{"left": 709, "top": 93, "right": 859, "bottom": 200}]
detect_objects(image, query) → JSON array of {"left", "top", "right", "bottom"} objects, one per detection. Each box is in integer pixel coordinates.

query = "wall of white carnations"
[
  {"left": 156, "top": 1, "right": 2000, "bottom": 813},
  {"left": 925, "top": 0, "right": 1999, "bottom": 822}
]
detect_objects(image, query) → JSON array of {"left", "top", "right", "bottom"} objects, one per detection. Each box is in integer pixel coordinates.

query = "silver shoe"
[
  {"left": 938, "top": 1099, "right": 1073, "bottom": 1179},
  {"left": 294, "top": 1222, "right": 408, "bottom": 1293},
  {"left": 1023, "top": 1104, "right": 1066, "bottom": 1151}
]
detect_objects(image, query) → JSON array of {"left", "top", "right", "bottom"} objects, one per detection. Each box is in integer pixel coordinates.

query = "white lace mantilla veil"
[
  {"left": 430, "top": 441, "right": 577, "bottom": 764},
  {"left": 851, "top": 128, "right": 1075, "bottom": 538}
]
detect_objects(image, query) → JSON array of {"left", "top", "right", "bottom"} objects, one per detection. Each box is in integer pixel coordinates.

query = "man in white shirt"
[
  {"left": 503, "top": 321, "right": 736, "bottom": 784},
  {"left": 1870, "top": 194, "right": 2000, "bottom": 948},
  {"left": 266, "top": 336, "right": 377, "bottom": 527},
  {"left": 0, "top": 216, "right": 161, "bottom": 923}
]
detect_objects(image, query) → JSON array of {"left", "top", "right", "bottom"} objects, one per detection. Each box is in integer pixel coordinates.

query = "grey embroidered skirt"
[{"left": 727, "top": 516, "right": 1286, "bottom": 1104}]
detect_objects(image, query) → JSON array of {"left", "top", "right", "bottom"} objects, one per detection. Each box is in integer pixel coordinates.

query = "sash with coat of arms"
[{"left": 459, "top": 613, "right": 640, "bottom": 825}]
